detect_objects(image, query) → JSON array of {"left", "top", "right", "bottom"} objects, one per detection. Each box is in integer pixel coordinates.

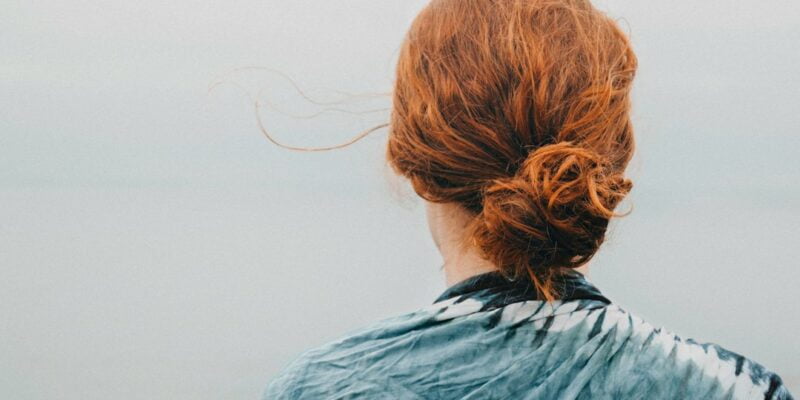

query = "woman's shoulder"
[
  {"left": 591, "top": 304, "right": 792, "bottom": 399},
  {"left": 261, "top": 308, "right": 442, "bottom": 399}
]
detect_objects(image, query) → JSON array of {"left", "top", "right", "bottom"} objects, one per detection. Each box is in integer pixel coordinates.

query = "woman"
[{"left": 264, "top": 0, "right": 792, "bottom": 398}]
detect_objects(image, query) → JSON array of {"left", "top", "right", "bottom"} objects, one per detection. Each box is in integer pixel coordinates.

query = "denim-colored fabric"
[{"left": 264, "top": 272, "right": 792, "bottom": 399}]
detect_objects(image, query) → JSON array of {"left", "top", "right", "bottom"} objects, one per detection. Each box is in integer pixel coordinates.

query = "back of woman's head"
[{"left": 387, "top": 0, "right": 638, "bottom": 299}]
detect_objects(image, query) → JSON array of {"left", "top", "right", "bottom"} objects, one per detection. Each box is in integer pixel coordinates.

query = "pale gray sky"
[{"left": 1, "top": 1, "right": 798, "bottom": 399}]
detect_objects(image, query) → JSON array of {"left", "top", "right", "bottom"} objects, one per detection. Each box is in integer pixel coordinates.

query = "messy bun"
[
  {"left": 387, "top": 0, "right": 638, "bottom": 299},
  {"left": 472, "top": 142, "right": 632, "bottom": 298}
]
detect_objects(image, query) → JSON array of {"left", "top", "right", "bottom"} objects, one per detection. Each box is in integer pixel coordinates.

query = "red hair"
[{"left": 386, "top": 0, "right": 638, "bottom": 300}]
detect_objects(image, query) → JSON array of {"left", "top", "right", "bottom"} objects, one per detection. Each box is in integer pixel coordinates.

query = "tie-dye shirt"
[{"left": 264, "top": 271, "right": 792, "bottom": 399}]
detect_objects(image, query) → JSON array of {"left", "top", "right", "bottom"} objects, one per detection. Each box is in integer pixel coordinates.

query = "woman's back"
[
  {"left": 263, "top": 0, "right": 792, "bottom": 397},
  {"left": 265, "top": 272, "right": 790, "bottom": 399}
]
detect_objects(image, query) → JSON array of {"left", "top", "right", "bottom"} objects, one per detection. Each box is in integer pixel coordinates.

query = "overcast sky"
[{"left": 1, "top": 1, "right": 798, "bottom": 399}]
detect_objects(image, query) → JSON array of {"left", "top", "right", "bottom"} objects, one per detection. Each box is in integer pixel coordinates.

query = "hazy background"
[{"left": 2, "top": 1, "right": 798, "bottom": 398}]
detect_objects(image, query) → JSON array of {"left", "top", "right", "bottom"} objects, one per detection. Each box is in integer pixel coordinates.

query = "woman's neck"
[
  {"left": 425, "top": 202, "right": 498, "bottom": 286},
  {"left": 442, "top": 244, "right": 498, "bottom": 287},
  {"left": 426, "top": 201, "right": 590, "bottom": 287}
]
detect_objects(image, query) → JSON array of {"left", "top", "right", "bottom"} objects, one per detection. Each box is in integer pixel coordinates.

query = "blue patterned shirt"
[{"left": 264, "top": 271, "right": 792, "bottom": 399}]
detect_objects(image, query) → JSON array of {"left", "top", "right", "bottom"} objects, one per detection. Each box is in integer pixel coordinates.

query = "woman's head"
[{"left": 387, "top": 0, "right": 637, "bottom": 299}]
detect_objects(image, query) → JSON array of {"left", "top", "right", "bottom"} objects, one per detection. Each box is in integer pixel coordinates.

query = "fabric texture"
[{"left": 264, "top": 271, "right": 793, "bottom": 399}]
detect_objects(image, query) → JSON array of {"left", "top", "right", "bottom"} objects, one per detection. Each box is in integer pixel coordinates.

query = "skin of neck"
[{"left": 425, "top": 201, "right": 590, "bottom": 287}]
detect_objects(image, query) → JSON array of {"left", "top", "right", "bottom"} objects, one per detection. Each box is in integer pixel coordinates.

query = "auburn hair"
[{"left": 386, "top": 0, "right": 638, "bottom": 300}]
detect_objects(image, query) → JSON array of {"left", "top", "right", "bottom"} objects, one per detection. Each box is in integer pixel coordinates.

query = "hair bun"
[{"left": 471, "top": 141, "right": 632, "bottom": 288}]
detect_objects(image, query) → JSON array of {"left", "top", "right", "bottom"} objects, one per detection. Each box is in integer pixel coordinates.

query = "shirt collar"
[{"left": 433, "top": 270, "right": 610, "bottom": 306}]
